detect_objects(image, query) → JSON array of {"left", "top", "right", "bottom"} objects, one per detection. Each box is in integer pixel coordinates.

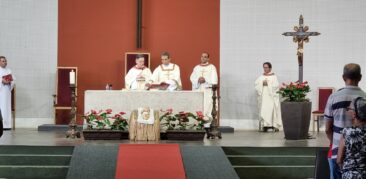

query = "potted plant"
[
  {"left": 82, "top": 109, "right": 129, "bottom": 140},
  {"left": 278, "top": 81, "right": 311, "bottom": 140},
  {"left": 159, "top": 109, "right": 207, "bottom": 140}
]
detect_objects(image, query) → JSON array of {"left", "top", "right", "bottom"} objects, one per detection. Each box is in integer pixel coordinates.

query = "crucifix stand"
[
  {"left": 282, "top": 15, "right": 320, "bottom": 83},
  {"left": 66, "top": 84, "right": 80, "bottom": 138},
  {"left": 207, "top": 85, "right": 222, "bottom": 139}
]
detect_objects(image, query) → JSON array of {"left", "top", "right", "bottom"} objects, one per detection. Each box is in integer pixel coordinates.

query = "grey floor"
[{"left": 0, "top": 129, "right": 329, "bottom": 147}]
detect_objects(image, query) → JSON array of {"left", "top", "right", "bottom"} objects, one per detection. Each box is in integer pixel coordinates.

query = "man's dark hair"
[
  {"left": 135, "top": 54, "right": 145, "bottom": 59},
  {"left": 343, "top": 63, "right": 362, "bottom": 80},
  {"left": 161, "top": 51, "right": 170, "bottom": 58},
  {"left": 353, "top": 97, "right": 366, "bottom": 121},
  {"left": 263, "top": 62, "right": 272, "bottom": 69},
  {"left": 202, "top": 52, "right": 210, "bottom": 58},
  {"left": 0, "top": 56, "right": 6, "bottom": 60}
]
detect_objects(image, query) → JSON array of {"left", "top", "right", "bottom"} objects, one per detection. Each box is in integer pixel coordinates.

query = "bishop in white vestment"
[
  {"left": 148, "top": 52, "right": 182, "bottom": 90},
  {"left": 190, "top": 52, "right": 218, "bottom": 128},
  {"left": 0, "top": 56, "right": 15, "bottom": 129},
  {"left": 125, "top": 55, "right": 152, "bottom": 90},
  {"left": 255, "top": 62, "right": 282, "bottom": 131}
]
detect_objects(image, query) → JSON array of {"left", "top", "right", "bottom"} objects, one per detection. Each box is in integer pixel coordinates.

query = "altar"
[{"left": 84, "top": 90, "right": 204, "bottom": 115}]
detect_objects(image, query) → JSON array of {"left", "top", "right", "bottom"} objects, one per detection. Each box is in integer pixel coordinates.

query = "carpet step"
[
  {"left": 228, "top": 156, "right": 315, "bottom": 166},
  {"left": 234, "top": 166, "right": 314, "bottom": 179},
  {"left": 223, "top": 147, "right": 318, "bottom": 156},
  {"left": 0, "top": 155, "right": 72, "bottom": 166},
  {"left": 0, "top": 146, "right": 74, "bottom": 155},
  {"left": 0, "top": 166, "right": 69, "bottom": 179}
]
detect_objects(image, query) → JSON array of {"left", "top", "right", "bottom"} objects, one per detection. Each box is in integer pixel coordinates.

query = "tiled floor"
[{"left": 0, "top": 129, "right": 329, "bottom": 147}]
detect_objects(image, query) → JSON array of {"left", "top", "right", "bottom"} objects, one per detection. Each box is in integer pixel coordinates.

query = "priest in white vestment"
[
  {"left": 190, "top": 52, "right": 218, "bottom": 129},
  {"left": 255, "top": 62, "right": 282, "bottom": 132},
  {"left": 125, "top": 54, "right": 152, "bottom": 90},
  {"left": 0, "top": 56, "right": 15, "bottom": 130},
  {"left": 148, "top": 52, "right": 182, "bottom": 91}
]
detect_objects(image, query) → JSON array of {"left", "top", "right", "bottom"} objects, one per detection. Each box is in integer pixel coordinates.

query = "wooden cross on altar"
[{"left": 282, "top": 15, "right": 320, "bottom": 83}]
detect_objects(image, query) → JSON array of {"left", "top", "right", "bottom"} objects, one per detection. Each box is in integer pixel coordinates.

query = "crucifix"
[{"left": 282, "top": 15, "right": 320, "bottom": 83}]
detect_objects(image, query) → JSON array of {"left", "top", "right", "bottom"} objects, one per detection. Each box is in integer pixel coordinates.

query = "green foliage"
[
  {"left": 83, "top": 109, "right": 128, "bottom": 130},
  {"left": 160, "top": 109, "right": 206, "bottom": 130},
  {"left": 278, "top": 81, "right": 311, "bottom": 102}
]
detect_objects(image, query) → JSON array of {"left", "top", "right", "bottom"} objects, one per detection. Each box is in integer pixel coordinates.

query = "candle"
[{"left": 69, "top": 70, "right": 75, "bottom": 85}]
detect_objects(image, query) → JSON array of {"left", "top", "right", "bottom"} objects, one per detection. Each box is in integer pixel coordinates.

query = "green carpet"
[
  {"left": 0, "top": 145, "right": 74, "bottom": 179},
  {"left": 66, "top": 144, "right": 119, "bottom": 179},
  {"left": 223, "top": 147, "right": 327, "bottom": 179},
  {"left": 180, "top": 146, "right": 239, "bottom": 179}
]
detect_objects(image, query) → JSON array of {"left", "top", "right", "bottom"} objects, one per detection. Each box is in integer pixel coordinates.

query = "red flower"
[
  {"left": 119, "top": 112, "right": 126, "bottom": 115},
  {"left": 167, "top": 108, "right": 173, "bottom": 114},
  {"left": 114, "top": 114, "right": 121, "bottom": 118},
  {"left": 106, "top": 109, "right": 112, "bottom": 114},
  {"left": 196, "top": 111, "right": 204, "bottom": 119},
  {"left": 91, "top": 110, "right": 97, "bottom": 115}
]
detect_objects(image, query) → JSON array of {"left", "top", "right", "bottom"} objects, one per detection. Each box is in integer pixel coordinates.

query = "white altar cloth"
[{"left": 84, "top": 90, "right": 204, "bottom": 115}]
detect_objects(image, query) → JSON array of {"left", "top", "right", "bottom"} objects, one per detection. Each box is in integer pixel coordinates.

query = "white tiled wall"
[
  {"left": 0, "top": 0, "right": 58, "bottom": 128},
  {"left": 220, "top": 0, "right": 366, "bottom": 130}
]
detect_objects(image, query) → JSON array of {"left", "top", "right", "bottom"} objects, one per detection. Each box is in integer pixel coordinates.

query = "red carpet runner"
[{"left": 115, "top": 144, "right": 186, "bottom": 179}]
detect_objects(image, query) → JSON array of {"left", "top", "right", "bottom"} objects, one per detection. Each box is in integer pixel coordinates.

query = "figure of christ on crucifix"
[
  {"left": 282, "top": 15, "right": 320, "bottom": 83},
  {"left": 147, "top": 51, "right": 182, "bottom": 91}
]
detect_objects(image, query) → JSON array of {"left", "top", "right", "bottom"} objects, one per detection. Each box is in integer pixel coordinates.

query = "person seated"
[
  {"left": 337, "top": 97, "right": 366, "bottom": 179},
  {"left": 124, "top": 54, "right": 152, "bottom": 90}
]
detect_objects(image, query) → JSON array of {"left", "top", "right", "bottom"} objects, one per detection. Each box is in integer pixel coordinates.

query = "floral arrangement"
[
  {"left": 83, "top": 109, "right": 128, "bottom": 130},
  {"left": 159, "top": 109, "right": 207, "bottom": 130},
  {"left": 278, "top": 81, "right": 310, "bottom": 102}
]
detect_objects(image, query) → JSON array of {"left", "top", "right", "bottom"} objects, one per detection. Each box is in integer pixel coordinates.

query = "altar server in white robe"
[
  {"left": 0, "top": 56, "right": 15, "bottom": 130},
  {"left": 125, "top": 54, "right": 152, "bottom": 90},
  {"left": 148, "top": 52, "right": 182, "bottom": 91},
  {"left": 190, "top": 52, "right": 218, "bottom": 129},
  {"left": 255, "top": 62, "right": 282, "bottom": 132}
]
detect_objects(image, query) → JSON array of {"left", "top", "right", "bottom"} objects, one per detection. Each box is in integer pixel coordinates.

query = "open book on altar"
[
  {"left": 148, "top": 82, "right": 170, "bottom": 90},
  {"left": 2, "top": 74, "right": 13, "bottom": 82}
]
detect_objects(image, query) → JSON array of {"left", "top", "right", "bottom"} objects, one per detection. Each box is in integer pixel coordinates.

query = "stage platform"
[
  {"left": 0, "top": 129, "right": 328, "bottom": 147},
  {"left": 0, "top": 129, "right": 330, "bottom": 179}
]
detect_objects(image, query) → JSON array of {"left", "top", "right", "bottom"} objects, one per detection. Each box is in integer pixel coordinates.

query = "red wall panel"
[{"left": 58, "top": 0, "right": 219, "bottom": 123}]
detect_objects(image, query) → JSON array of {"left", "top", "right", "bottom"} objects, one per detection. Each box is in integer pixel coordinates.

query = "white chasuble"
[
  {"left": 255, "top": 74, "right": 282, "bottom": 128},
  {"left": 190, "top": 63, "right": 218, "bottom": 127},
  {"left": 0, "top": 67, "right": 15, "bottom": 129},
  {"left": 150, "top": 63, "right": 182, "bottom": 90},
  {"left": 125, "top": 66, "right": 152, "bottom": 90}
]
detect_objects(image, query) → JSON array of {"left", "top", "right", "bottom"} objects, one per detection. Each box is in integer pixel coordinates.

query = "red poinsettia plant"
[
  {"left": 83, "top": 109, "right": 128, "bottom": 130},
  {"left": 160, "top": 108, "right": 207, "bottom": 130},
  {"left": 278, "top": 81, "right": 310, "bottom": 102}
]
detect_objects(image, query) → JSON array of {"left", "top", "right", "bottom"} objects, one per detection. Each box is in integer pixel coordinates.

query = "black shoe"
[{"left": 3, "top": 128, "right": 11, "bottom": 131}]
